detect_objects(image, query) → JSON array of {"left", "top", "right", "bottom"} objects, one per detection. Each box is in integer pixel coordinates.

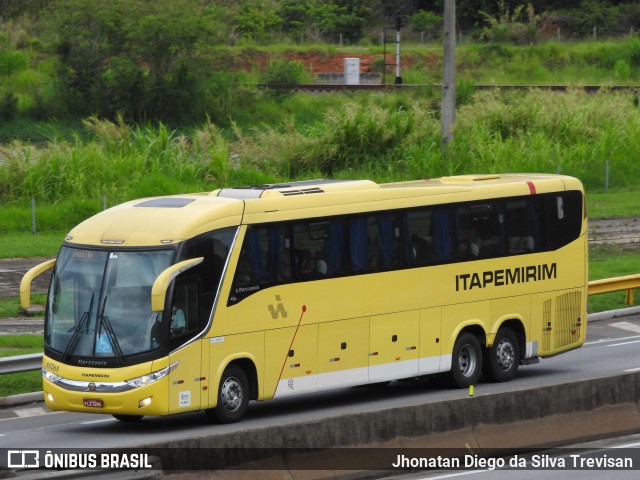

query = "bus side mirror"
[
  {"left": 151, "top": 257, "right": 204, "bottom": 312},
  {"left": 20, "top": 259, "right": 56, "bottom": 309}
]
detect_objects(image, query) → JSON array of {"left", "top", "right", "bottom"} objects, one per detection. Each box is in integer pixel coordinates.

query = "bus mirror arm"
[
  {"left": 151, "top": 257, "right": 204, "bottom": 312},
  {"left": 20, "top": 259, "right": 56, "bottom": 310}
]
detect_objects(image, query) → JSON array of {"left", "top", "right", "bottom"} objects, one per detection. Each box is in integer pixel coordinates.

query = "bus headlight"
[
  {"left": 125, "top": 361, "right": 179, "bottom": 388},
  {"left": 43, "top": 368, "right": 61, "bottom": 383}
]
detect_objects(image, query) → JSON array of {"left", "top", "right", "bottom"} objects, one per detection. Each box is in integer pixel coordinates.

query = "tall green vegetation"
[
  {"left": 2, "top": 1, "right": 640, "bottom": 126},
  {"left": 52, "top": 0, "right": 224, "bottom": 122},
  {"left": 2, "top": 88, "right": 639, "bottom": 234}
]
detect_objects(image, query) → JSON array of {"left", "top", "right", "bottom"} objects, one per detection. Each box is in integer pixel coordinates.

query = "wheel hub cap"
[{"left": 221, "top": 377, "right": 243, "bottom": 411}]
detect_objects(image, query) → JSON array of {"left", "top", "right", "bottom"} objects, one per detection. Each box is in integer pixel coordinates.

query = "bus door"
[
  {"left": 369, "top": 311, "right": 420, "bottom": 383},
  {"left": 167, "top": 279, "right": 206, "bottom": 413}
]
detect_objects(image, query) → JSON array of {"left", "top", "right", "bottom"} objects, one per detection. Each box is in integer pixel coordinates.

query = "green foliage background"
[{"left": 2, "top": 1, "right": 640, "bottom": 235}]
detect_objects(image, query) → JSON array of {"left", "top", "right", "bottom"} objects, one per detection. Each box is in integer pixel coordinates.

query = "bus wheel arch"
[
  {"left": 483, "top": 321, "right": 523, "bottom": 383},
  {"left": 449, "top": 327, "right": 484, "bottom": 388},
  {"left": 231, "top": 357, "right": 259, "bottom": 401},
  {"left": 206, "top": 359, "right": 256, "bottom": 424}
]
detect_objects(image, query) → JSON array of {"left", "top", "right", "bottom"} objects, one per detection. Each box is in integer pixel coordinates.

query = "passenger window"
[
  {"left": 293, "top": 221, "right": 329, "bottom": 280},
  {"left": 229, "top": 224, "right": 291, "bottom": 303},
  {"left": 403, "top": 207, "right": 454, "bottom": 266},
  {"left": 456, "top": 203, "right": 503, "bottom": 259},
  {"left": 349, "top": 213, "right": 401, "bottom": 273},
  {"left": 545, "top": 191, "right": 583, "bottom": 250},
  {"left": 505, "top": 198, "right": 541, "bottom": 254},
  {"left": 405, "top": 209, "right": 435, "bottom": 265}
]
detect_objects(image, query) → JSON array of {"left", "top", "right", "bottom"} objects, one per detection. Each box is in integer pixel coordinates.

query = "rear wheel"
[
  {"left": 484, "top": 328, "right": 520, "bottom": 382},
  {"left": 205, "top": 364, "right": 249, "bottom": 424},
  {"left": 449, "top": 332, "right": 482, "bottom": 388},
  {"left": 112, "top": 414, "right": 143, "bottom": 422}
]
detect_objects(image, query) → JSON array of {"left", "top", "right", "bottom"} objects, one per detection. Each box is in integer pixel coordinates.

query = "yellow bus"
[{"left": 21, "top": 174, "right": 587, "bottom": 423}]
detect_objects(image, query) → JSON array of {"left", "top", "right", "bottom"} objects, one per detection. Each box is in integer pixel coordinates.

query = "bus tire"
[
  {"left": 449, "top": 332, "right": 482, "bottom": 388},
  {"left": 484, "top": 328, "right": 520, "bottom": 383},
  {"left": 206, "top": 364, "right": 249, "bottom": 424},
  {"left": 112, "top": 414, "right": 143, "bottom": 422}
]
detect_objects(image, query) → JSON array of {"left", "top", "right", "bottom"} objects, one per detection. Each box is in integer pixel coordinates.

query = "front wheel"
[
  {"left": 205, "top": 364, "right": 249, "bottom": 424},
  {"left": 484, "top": 328, "right": 520, "bottom": 382},
  {"left": 449, "top": 332, "right": 483, "bottom": 388}
]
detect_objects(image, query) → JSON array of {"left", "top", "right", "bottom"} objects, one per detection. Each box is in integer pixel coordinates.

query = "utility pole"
[
  {"left": 441, "top": 1, "right": 456, "bottom": 144},
  {"left": 395, "top": 15, "right": 406, "bottom": 85}
]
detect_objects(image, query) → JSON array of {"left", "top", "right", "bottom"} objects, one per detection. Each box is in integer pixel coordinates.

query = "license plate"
[{"left": 83, "top": 398, "right": 104, "bottom": 408}]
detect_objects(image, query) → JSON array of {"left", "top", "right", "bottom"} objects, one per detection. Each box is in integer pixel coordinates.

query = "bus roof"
[
  {"left": 65, "top": 195, "right": 244, "bottom": 247},
  {"left": 66, "top": 174, "right": 583, "bottom": 247}
]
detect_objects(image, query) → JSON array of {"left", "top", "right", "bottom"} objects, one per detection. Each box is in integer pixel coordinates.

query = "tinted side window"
[
  {"left": 169, "top": 279, "right": 199, "bottom": 351},
  {"left": 229, "top": 224, "right": 291, "bottom": 304},
  {"left": 349, "top": 212, "right": 401, "bottom": 273},
  {"left": 545, "top": 191, "right": 583, "bottom": 250},
  {"left": 179, "top": 228, "right": 235, "bottom": 327},
  {"left": 505, "top": 197, "right": 546, "bottom": 254},
  {"left": 404, "top": 207, "right": 453, "bottom": 266},
  {"left": 456, "top": 202, "right": 503, "bottom": 259},
  {"left": 292, "top": 217, "right": 348, "bottom": 279}
]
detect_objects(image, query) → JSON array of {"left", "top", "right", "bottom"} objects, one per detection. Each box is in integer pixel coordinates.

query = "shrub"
[
  {"left": 0, "top": 50, "right": 28, "bottom": 76},
  {"left": 0, "top": 92, "right": 18, "bottom": 120}
]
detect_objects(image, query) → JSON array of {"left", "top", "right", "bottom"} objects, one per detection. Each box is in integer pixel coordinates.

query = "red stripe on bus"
[{"left": 527, "top": 181, "right": 536, "bottom": 194}]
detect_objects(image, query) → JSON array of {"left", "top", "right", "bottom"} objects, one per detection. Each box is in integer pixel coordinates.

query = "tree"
[
  {"left": 0, "top": 0, "right": 53, "bottom": 20},
  {"left": 52, "top": 0, "right": 220, "bottom": 121},
  {"left": 277, "top": 0, "right": 374, "bottom": 43},
  {"left": 235, "top": 0, "right": 281, "bottom": 43}
]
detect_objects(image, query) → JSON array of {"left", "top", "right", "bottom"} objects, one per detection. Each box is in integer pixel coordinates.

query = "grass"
[
  {"left": 0, "top": 232, "right": 65, "bottom": 258},
  {"left": 0, "top": 334, "right": 43, "bottom": 353},
  {"left": 0, "top": 295, "right": 46, "bottom": 317},
  {"left": 0, "top": 335, "right": 43, "bottom": 397},
  {"left": 586, "top": 190, "right": 640, "bottom": 219},
  {"left": 2, "top": 88, "right": 640, "bottom": 214},
  {"left": 0, "top": 371, "right": 42, "bottom": 397}
]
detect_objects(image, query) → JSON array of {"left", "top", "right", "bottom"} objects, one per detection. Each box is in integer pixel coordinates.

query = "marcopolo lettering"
[{"left": 455, "top": 263, "right": 557, "bottom": 291}]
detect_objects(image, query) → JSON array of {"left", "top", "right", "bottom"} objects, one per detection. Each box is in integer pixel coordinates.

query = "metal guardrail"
[
  {"left": 0, "top": 352, "right": 42, "bottom": 375},
  {"left": 0, "top": 275, "right": 638, "bottom": 377},
  {"left": 588, "top": 273, "right": 640, "bottom": 306}
]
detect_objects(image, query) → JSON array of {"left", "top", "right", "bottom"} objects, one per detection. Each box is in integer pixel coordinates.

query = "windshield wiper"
[
  {"left": 97, "top": 295, "right": 125, "bottom": 365},
  {"left": 62, "top": 292, "right": 95, "bottom": 362}
]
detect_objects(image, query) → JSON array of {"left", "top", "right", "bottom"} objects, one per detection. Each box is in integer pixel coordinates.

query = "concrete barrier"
[{"left": 143, "top": 371, "right": 640, "bottom": 477}]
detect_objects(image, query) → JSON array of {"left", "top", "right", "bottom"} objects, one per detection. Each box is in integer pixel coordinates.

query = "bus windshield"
[{"left": 45, "top": 247, "right": 174, "bottom": 360}]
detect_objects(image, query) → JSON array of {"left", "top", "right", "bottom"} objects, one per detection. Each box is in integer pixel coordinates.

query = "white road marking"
[
  {"left": 15, "top": 407, "right": 47, "bottom": 418},
  {"left": 611, "top": 321, "right": 640, "bottom": 334},
  {"left": 0, "top": 410, "right": 61, "bottom": 423},
  {"left": 607, "top": 340, "right": 640, "bottom": 347},
  {"left": 614, "top": 441, "right": 640, "bottom": 448},
  {"left": 80, "top": 418, "right": 115, "bottom": 425},
  {"left": 623, "top": 367, "right": 640, "bottom": 372},
  {"left": 585, "top": 334, "right": 640, "bottom": 346}
]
